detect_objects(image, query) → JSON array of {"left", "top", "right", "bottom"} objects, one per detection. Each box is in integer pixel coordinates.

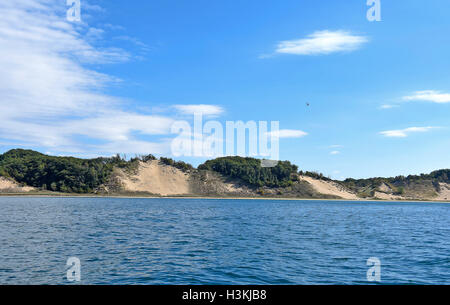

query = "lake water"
[{"left": 0, "top": 197, "right": 448, "bottom": 285}]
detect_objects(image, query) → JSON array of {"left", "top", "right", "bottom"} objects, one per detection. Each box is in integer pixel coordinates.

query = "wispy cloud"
[
  {"left": 0, "top": 0, "right": 171, "bottom": 155},
  {"left": 174, "top": 105, "right": 224, "bottom": 116},
  {"left": 330, "top": 151, "right": 340, "bottom": 155},
  {"left": 380, "top": 104, "right": 399, "bottom": 109},
  {"left": 113, "top": 35, "right": 152, "bottom": 53},
  {"left": 272, "top": 30, "right": 368, "bottom": 56},
  {"left": 403, "top": 90, "right": 450, "bottom": 104},
  {"left": 103, "top": 23, "right": 125, "bottom": 31},
  {"left": 266, "top": 129, "right": 308, "bottom": 139},
  {"left": 379, "top": 127, "right": 436, "bottom": 138}
]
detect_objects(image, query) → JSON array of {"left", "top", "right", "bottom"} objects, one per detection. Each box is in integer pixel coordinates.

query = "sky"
[{"left": 0, "top": 0, "right": 449, "bottom": 179}]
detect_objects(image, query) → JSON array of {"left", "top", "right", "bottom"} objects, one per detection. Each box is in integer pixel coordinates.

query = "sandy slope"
[
  {"left": 378, "top": 183, "right": 392, "bottom": 193},
  {"left": 299, "top": 176, "right": 359, "bottom": 200},
  {"left": 0, "top": 177, "right": 17, "bottom": 191},
  {"left": 0, "top": 177, "right": 34, "bottom": 192},
  {"left": 373, "top": 191, "right": 404, "bottom": 201},
  {"left": 117, "top": 161, "right": 191, "bottom": 196},
  {"left": 435, "top": 183, "right": 450, "bottom": 201}
]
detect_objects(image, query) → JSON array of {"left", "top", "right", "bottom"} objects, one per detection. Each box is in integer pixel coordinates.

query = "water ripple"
[{"left": 0, "top": 197, "right": 448, "bottom": 284}]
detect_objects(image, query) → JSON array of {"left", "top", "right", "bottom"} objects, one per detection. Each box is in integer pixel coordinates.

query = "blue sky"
[{"left": 0, "top": 0, "right": 449, "bottom": 179}]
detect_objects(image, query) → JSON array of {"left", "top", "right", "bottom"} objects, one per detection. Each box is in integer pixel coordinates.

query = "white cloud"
[
  {"left": 85, "top": 27, "right": 105, "bottom": 40},
  {"left": 380, "top": 104, "right": 399, "bottom": 109},
  {"left": 174, "top": 104, "right": 224, "bottom": 116},
  {"left": 266, "top": 129, "right": 308, "bottom": 139},
  {"left": 274, "top": 30, "right": 368, "bottom": 56},
  {"left": 103, "top": 23, "right": 125, "bottom": 31},
  {"left": 94, "top": 140, "right": 171, "bottom": 156},
  {"left": 330, "top": 151, "right": 340, "bottom": 155},
  {"left": 82, "top": 2, "right": 105, "bottom": 13},
  {"left": 63, "top": 112, "right": 175, "bottom": 141},
  {"left": 403, "top": 90, "right": 450, "bottom": 104},
  {"left": 329, "top": 144, "right": 343, "bottom": 148},
  {"left": 0, "top": 0, "right": 171, "bottom": 155},
  {"left": 380, "top": 127, "right": 436, "bottom": 138},
  {"left": 114, "top": 35, "right": 149, "bottom": 48}
]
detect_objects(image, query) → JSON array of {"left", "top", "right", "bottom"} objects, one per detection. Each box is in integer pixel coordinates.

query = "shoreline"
[{"left": 0, "top": 193, "right": 448, "bottom": 203}]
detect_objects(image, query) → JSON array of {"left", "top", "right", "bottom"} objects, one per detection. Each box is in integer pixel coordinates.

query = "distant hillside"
[
  {"left": 0, "top": 149, "right": 134, "bottom": 193},
  {"left": 0, "top": 149, "right": 448, "bottom": 201},
  {"left": 109, "top": 158, "right": 332, "bottom": 199},
  {"left": 341, "top": 170, "right": 450, "bottom": 200},
  {"left": 198, "top": 156, "right": 299, "bottom": 187},
  {"left": 0, "top": 176, "right": 35, "bottom": 193}
]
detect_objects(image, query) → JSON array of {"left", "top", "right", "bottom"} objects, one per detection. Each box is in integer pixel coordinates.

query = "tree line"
[
  {"left": 198, "top": 156, "right": 299, "bottom": 187},
  {"left": 1, "top": 149, "right": 448, "bottom": 194},
  {"left": 0, "top": 149, "right": 190, "bottom": 193},
  {"left": 342, "top": 169, "right": 450, "bottom": 194}
]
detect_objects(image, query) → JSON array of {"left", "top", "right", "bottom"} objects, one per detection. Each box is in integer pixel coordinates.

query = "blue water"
[{"left": 0, "top": 197, "right": 448, "bottom": 285}]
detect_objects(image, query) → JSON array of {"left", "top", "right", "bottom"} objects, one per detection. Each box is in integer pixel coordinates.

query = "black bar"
[{"left": 0, "top": 285, "right": 446, "bottom": 304}]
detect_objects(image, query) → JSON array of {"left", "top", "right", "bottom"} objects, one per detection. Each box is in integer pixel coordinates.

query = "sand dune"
[
  {"left": 435, "top": 183, "right": 450, "bottom": 201},
  {"left": 373, "top": 191, "right": 404, "bottom": 201},
  {"left": 1, "top": 158, "right": 446, "bottom": 201},
  {"left": 0, "top": 177, "right": 34, "bottom": 192},
  {"left": 117, "top": 161, "right": 191, "bottom": 196},
  {"left": 299, "top": 176, "right": 358, "bottom": 200}
]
